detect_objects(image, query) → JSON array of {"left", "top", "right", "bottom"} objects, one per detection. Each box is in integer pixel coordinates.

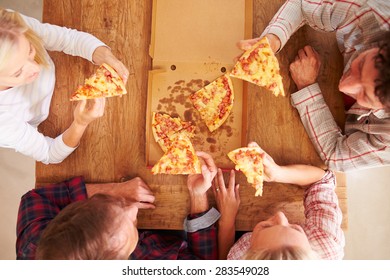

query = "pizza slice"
[
  {"left": 70, "top": 63, "right": 127, "bottom": 101},
  {"left": 189, "top": 73, "right": 234, "bottom": 132},
  {"left": 152, "top": 112, "right": 195, "bottom": 152},
  {"left": 228, "top": 147, "right": 264, "bottom": 196},
  {"left": 230, "top": 36, "right": 285, "bottom": 97},
  {"left": 151, "top": 134, "right": 201, "bottom": 175}
]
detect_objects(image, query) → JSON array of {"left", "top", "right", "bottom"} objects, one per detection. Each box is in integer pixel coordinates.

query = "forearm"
[
  {"left": 261, "top": 0, "right": 341, "bottom": 52},
  {"left": 291, "top": 84, "right": 343, "bottom": 169},
  {"left": 21, "top": 13, "right": 106, "bottom": 61},
  {"left": 0, "top": 115, "right": 75, "bottom": 164},
  {"left": 261, "top": 0, "right": 305, "bottom": 52},
  {"left": 274, "top": 164, "right": 325, "bottom": 186},
  {"left": 86, "top": 182, "right": 118, "bottom": 198},
  {"left": 218, "top": 222, "right": 236, "bottom": 260},
  {"left": 189, "top": 193, "right": 209, "bottom": 215},
  {"left": 62, "top": 121, "right": 89, "bottom": 148}
]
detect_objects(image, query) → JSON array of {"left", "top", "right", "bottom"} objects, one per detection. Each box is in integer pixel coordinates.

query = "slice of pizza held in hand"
[
  {"left": 152, "top": 112, "right": 195, "bottom": 152},
  {"left": 151, "top": 133, "right": 201, "bottom": 175},
  {"left": 70, "top": 63, "right": 127, "bottom": 101},
  {"left": 230, "top": 36, "right": 285, "bottom": 97},
  {"left": 189, "top": 73, "right": 234, "bottom": 132},
  {"left": 228, "top": 147, "right": 264, "bottom": 197}
]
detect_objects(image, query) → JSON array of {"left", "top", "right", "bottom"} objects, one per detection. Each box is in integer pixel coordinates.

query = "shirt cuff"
[
  {"left": 183, "top": 207, "right": 221, "bottom": 233},
  {"left": 262, "top": 27, "right": 288, "bottom": 54},
  {"left": 48, "top": 134, "right": 77, "bottom": 163},
  {"left": 291, "top": 83, "right": 324, "bottom": 109}
]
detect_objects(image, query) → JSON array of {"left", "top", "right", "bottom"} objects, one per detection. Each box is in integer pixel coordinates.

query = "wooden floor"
[{"left": 37, "top": 0, "right": 347, "bottom": 230}]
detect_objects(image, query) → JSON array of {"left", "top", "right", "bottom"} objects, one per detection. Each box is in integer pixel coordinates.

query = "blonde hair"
[
  {"left": 0, "top": 7, "right": 48, "bottom": 72},
  {"left": 243, "top": 246, "right": 319, "bottom": 260}
]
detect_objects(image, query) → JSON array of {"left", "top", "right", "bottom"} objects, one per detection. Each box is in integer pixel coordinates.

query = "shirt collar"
[{"left": 347, "top": 103, "right": 390, "bottom": 119}]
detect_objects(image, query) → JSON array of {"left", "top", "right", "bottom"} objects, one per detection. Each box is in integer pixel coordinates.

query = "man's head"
[
  {"left": 36, "top": 194, "right": 139, "bottom": 260},
  {"left": 339, "top": 33, "right": 390, "bottom": 110},
  {"left": 244, "top": 211, "right": 318, "bottom": 260}
]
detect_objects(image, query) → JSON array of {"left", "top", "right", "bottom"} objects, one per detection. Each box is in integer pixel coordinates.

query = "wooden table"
[{"left": 38, "top": 0, "right": 347, "bottom": 230}]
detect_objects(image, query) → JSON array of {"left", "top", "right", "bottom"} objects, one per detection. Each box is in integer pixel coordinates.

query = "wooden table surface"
[{"left": 38, "top": 0, "right": 347, "bottom": 230}]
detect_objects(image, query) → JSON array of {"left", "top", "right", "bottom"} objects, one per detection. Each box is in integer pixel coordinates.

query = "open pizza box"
[{"left": 146, "top": 0, "right": 253, "bottom": 168}]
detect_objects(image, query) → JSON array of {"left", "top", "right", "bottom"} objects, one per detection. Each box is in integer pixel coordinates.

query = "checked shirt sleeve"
[
  {"left": 16, "top": 177, "right": 87, "bottom": 259},
  {"left": 184, "top": 208, "right": 220, "bottom": 260},
  {"left": 261, "top": 0, "right": 350, "bottom": 52},
  {"left": 303, "top": 171, "right": 345, "bottom": 260},
  {"left": 292, "top": 83, "right": 390, "bottom": 171}
]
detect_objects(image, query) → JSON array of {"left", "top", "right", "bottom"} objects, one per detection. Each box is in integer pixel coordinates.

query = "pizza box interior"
[{"left": 146, "top": 0, "right": 253, "bottom": 169}]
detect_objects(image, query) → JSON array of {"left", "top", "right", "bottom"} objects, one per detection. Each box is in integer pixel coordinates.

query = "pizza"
[
  {"left": 230, "top": 36, "right": 285, "bottom": 97},
  {"left": 227, "top": 147, "right": 264, "bottom": 196},
  {"left": 189, "top": 73, "right": 234, "bottom": 132},
  {"left": 151, "top": 133, "right": 202, "bottom": 175},
  {"left": 152, "top": 112, "right": 195, "bottom": 152},
  {"left": 70, "top": 63, "right": 127, "bottom": 101}
]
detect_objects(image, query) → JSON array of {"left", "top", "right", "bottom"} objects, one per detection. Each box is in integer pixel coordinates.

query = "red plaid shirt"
[
  {"left": 16, "top": 177, "right": 217, "bottom": 260},
  {"left": 262, "top": 0, "right": 390, "bottom": 171},
  {"left": 16, "top": 177, "right": 87, "bottom": 260},
  {"left": 227, "top": 171, "right": 345, "bottom": 260},
  {"left": 130, "top": 211, "right": 218, "bottom": 260}
]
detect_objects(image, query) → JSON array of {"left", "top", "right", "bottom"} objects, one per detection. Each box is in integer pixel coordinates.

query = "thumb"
[
  {"left": 77, "top": 99, "right": 87, "bottom": 112},
  {"left": 135, "top": 202, "right": 156, "bottom": 210}
]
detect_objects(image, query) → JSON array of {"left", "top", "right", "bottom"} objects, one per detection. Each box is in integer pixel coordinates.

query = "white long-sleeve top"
[{"left": 0, "top": 13, "right": 106, "bottom": 164}]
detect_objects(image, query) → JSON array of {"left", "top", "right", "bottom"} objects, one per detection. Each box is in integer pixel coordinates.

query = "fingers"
[
  {"left": 200, "top": 164, "right": 212, "bottom": 185},
  {"left": 128, "top": 176, "right": 148, "bottom": 187},
  {"left": 113, "top": 62, "right": 129, "bottom": 84},
  {"left": 298, "top": 48, "right": 307, "bottom": 60},
  {"left": 234, "top": 184, "right": 241, "bottom": 203},
  {"left": 213, "top": 169, "right": 237, "bottom": 194},
  {"left": 196, "top": 151, "right": 217, "bottom": 175},
  {"left": 217, "top": 168, "right": 226, "bottom": 193},
  {"left": 135, "top": 202, "right": 156, "bottom": 210},
  {"left": 303, "top": 45, "right": 314, "bottom": 56},
  {"left": 76, "top": 99, "right": 87, "bottom": 112},
  {"left": 248, "top": 141, "right": 266, "bottom": 155},
  {"left": 237, "top": 38, "right": 259, "bottom": 51},
  {"left": 247, "top": 141, "right": 260, "bottom": 148},
  {"left": 92, "top": 97, "right": 106, "bottom": 116},
  {"left": 227, "top": 169, "right": 235, "bottom": 189},
  {"left": 136, "top": 193, "right": 156, "bottom": 204},
  {"left": 297, "top": 45, "right": 320, "bottom": 61}
]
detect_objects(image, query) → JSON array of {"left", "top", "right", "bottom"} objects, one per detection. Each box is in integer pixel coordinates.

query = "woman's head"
[
  {"left": 0, "top": 8, "right": 48, "bottom": 89},
  {"left": 246, "top": 211, "right": 318, "bottom": 260}
]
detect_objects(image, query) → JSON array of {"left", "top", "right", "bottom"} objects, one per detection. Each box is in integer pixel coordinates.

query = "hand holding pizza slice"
[
  {"left": 231, "top": 36, "right": 285, "bottom": 97},
  {"left": 227, "top": 146, "right": 264, "bottom": 196},
  {"left": 151, "top": 133, "right": 202, "bottom": 175},
  {"left": 70, "top": 63, "right": 127, "bottom": 101}
]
